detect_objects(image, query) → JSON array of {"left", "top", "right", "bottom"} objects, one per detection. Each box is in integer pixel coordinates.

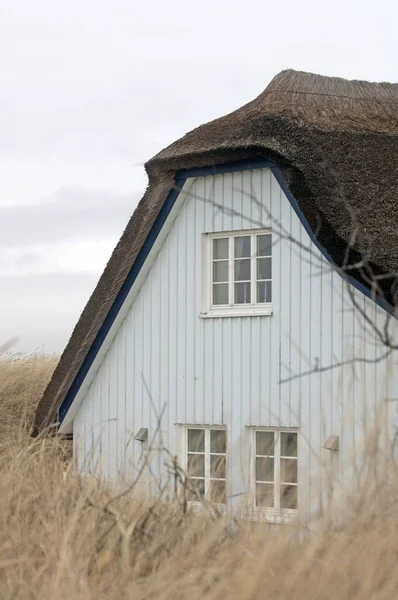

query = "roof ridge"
[{"left": 264, "top": 87, "right": 398, "bottom": 106}]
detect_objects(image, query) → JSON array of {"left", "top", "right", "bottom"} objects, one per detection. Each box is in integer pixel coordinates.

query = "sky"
[{"left": 1, "top": 0, "right": 397, "bottom": 354}]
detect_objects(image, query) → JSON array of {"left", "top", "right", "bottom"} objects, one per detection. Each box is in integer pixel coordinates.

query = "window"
[
  {"left": 204, "top": 229, "right": 272, "bottom": 317},
  {"left": 186, "top": 427, "right": 227, "bottom": 504},
  {"left": 254, "top": 430, "right": 298, "bottom": 513}
]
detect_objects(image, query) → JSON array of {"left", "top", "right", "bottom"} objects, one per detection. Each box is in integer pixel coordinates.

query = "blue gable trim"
[
  {"left": 176, "top": 160, "right": 273, "bottom": 180},
  {"left": 58, "top": 160, "right": 394, "bottom": 425},
  {"left": 58, "top": 177, "right": 186, "bottom": 422},
  {"left": 269, "top": 167, "right": 395, "bottom": 318}
]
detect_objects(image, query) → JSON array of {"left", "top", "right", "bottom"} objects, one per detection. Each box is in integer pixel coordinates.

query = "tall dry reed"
[{"left": 0, "top": 354, "right": 397, "bottom": 599}]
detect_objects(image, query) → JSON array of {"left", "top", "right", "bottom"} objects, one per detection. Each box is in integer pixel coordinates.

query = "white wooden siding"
[{"left": 73, "top": 167, "right": 398, "bottom": 518}]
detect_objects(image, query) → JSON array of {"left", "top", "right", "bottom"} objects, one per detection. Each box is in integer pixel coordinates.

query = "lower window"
[
  {"left": 254, "top": 429, "right": 298, "bottom": 512},
  {"left": 186, "top": 427, "right": 227, "bottom": 504}
]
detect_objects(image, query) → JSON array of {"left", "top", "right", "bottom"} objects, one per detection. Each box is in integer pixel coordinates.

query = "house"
[{"left": 33, "top": 70, "right": 398, "bottom": 522}]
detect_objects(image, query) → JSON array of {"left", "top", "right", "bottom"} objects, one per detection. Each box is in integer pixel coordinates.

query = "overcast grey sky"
[{"left": 1, "top": 0, "right": 397, "bottom": 353}]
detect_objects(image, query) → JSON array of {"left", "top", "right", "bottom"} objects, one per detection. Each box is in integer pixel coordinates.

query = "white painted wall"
[{"left": 72, "top": 167, "right": 398, "bottom": 520}]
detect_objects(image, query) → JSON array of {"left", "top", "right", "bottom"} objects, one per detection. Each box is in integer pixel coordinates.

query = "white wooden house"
[{"left": 34, "top": 70, "right": 398, "bottom": 522}]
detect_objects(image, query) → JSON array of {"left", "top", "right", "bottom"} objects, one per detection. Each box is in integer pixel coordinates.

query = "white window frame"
[
  {"left": 251, "top": 428, "right": 298, "bottom": 523},
  {"left": 182, "top": 425, "right": 227, "bottom": 508},
  {"left": 201, "top": 228, "right": 273, "bottom": 318}
]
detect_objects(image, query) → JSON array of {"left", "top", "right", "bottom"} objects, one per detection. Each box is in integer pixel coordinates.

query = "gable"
[{"left": 56, "top": 163, "right": 393, "bottom": 434}]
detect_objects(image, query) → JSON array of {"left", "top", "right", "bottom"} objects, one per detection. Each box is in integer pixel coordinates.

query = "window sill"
[
  {"left": 187, "top": 500, "right": 227, "bottom": 515},
  {"left": 200, "top": 306, "right": 273, "bottom": 318},
  {"left": 188, "top": 502, "right": 296, "bottom": 523},
  {"left": 245, "top": 507, "right": 297, "bottom": 524}
]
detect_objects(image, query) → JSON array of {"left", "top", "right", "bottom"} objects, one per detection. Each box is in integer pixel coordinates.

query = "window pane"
[
  {"left": 256, "top": 431, "right": 275, "bottom": 456},
  {"left": 213, "top": 238, "right": 228, "bottom": 259},
  {"left": 210, "top": 480, "right": 226, "bottom": 504},
  {"left": 213, "top": 260, "right": 228, "bottom": 283},
  {"left": 211, "top": 429, "right": 226, "bottom": 454},
  {"left": 256, "top": 457, "right": 274, "bottom": 482},
  {"left": 234, "top": 236, "right": 251, "bottom": 258},
  {"left": 234, "top": 259, "right": 250, "bottom": 281},
  {"left": 256, "top": 483, "right": 274, "bottom": 507},
  {"left": 257, "top": 257, "right": 272, "bottom": 280},
  {"left": 280, "top": 459, "right": 297, "bottom": 484},
  {"left": 210, "top": 455, "right": 226, "bottom": 479},
  {"left": 235, "top": 282, "right": 251, "bottom": 304},
  {"left": 257, "top": 234, "right": 272, "bottom": 257},
  {"left": 213, "top": 284, "right": 228, "bottom": 305},
  {"left": 257, "top": 281, "right": 272, "bottom": 303},
  {"left": 188, "top": 429, "right": 205, "bottom": 452},
  {"left": 281, "top": 432, "right": 297, "bottom": 457},
  {"left": 187, "top": 479, "right": 205, "bottom": 501},
  {"left": 281, "top": 485, "right": 297, "bottom": 509},
  {"left": 188, "top": 454, "right": 205, "bottom": 477}
]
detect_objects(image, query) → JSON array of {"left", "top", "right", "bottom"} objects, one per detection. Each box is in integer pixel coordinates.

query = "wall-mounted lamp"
[
  {"left": 134, "top": 428, "right": 148, "bottom": 443},
  {"left": 323, "top": 435, "right": 339, "bottom": 452}
]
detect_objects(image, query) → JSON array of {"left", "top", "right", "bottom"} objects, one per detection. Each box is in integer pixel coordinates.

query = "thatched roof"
[{"left": 33, "top": 69, "right": 398, "bottom": 434}]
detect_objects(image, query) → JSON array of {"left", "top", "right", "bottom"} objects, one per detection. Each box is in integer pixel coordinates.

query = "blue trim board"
[
  {"left": 58, "top": 178, "right": 185, "bottom": 422},
  {"left": 269, "top": 167, "right": 395, "bottom": 317},
  {"left": 176, "top": 160, "right": 273, "bottom": 180},
  {"left": 58, "top": 160, "right": 394, "bottom": 424}
]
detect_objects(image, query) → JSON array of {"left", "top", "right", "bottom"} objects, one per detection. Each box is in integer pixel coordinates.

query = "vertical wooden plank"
[
  {"left": 339, "top": 278, "right": 355, "bottom": 486},
  {"left": 250, "top": 167, "right": 263, "bottom": 229},
  {"left": 204, "top": 175, "right": 214, "bottom": 232},
  {"left": 150, "top": 258, "right": 161, "bottom": 446},
  {"left": 108, "top": 339, "right": 118, "bottom": 481},
  {"left": 124, "top": 309, "right": 134, "bottom": 479},
  {"left": 159, "top": 226, "right": 170, "bottom": 450},
  {"left": 211, "top": 174, "right": 224, "bottom": 424},
  {"left": 317, "top": 250, "right": 334, "bottom": 505},
  {"left": 241, "top": 170, "right": 253, "bottom": 230},
  {"left": 213, "top": 319, "right": 223, "bottom": 423},
  {"left": 116, "top": 323, "right": 126, "bottom": 481},
  {"left": 279, "top": 182, "right": 292, "bottom": 427},
  {"left": 331, "top": 271, "right": 344, "bottom": 428},
  {"left": 98, "top": 357, "right": 109, "bottom": 480},
  {"left": 230, "top": 317, "right": 242, "bottom": 500},
  {"left": 309, "top": 234, "right": 323, "bottom": 511},
  {"left": 142, "top": 276, "right": 152, "bottom": 440},
  {"left": 73, "top": 404, "right": 85, "bottom": 473},
  {"left": 176, "top": 197, "right": 187, "bottom": 424},
  {"left": 297, "top": 206, "right": 312, "bottom": 520},
  {"left": 133, "top": 293, "right": 144, "bottom": 470},
  {"left": 83, "top": 385, "right": 92, "bottom": 473},
  {"left": 288, "top": 199, "right": 302, "bottom": 428},
  {"left": 269, "top": 172, "right": 281, "bottom": 426},
  {"left": 168, "top": 219, "right": 178, "bottom": 426},
  {"left": 150, "top": 257, "right": 162, "bottom": 480},
  {"left": 203, "top": 176, "right": 214, "bottom": 423},
  {"left": 241, "top": 318, "right": 251, "bottom": 425},
  {"left": 92, "top": 370, "right": 102, "bottom": 476},
  {"left": 232, "top": 171, "right": 244, "bottom": 231},
  {"left": 212, "top": 174, "right": 223, "bottom": 232},
  {"left": 194, "top": 177, "right": 205, "bottom": 424},
  {"left": 261, "top": 168, "right": 272, "bottom": 229},
  {"left": 259, "top": 316, "right": 271, "bottom": 425},
  {"left": 185, "top": 183, "right": 196, "bottom": 424},
  {"left": 221, "top": 172, "right": 233, "bottom": 232},
  {"left": 222, "top": 317, "right": 232, "bottom": 425},
  {"left": 249, "top": 316, "right": 261, "bottom": 426}
]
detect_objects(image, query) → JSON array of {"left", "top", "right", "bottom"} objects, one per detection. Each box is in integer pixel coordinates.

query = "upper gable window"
[{"left": 202, "top": 229, "right": 272, "bottom": 317}]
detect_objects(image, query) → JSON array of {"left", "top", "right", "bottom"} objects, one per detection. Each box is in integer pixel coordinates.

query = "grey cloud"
[
  {"left": 0, "top": 186, "right": 140, "bottom": 247},
  {"left": 1, "top": 0, "right": 398, "bottom": 353},
  {"left": 0, "top": 271, "right": 100, "bottom": 353}
]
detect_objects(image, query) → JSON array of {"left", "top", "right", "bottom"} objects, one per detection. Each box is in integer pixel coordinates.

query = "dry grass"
[{"left": 0, "top": 354, "right": 397, "bottom": 599}]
